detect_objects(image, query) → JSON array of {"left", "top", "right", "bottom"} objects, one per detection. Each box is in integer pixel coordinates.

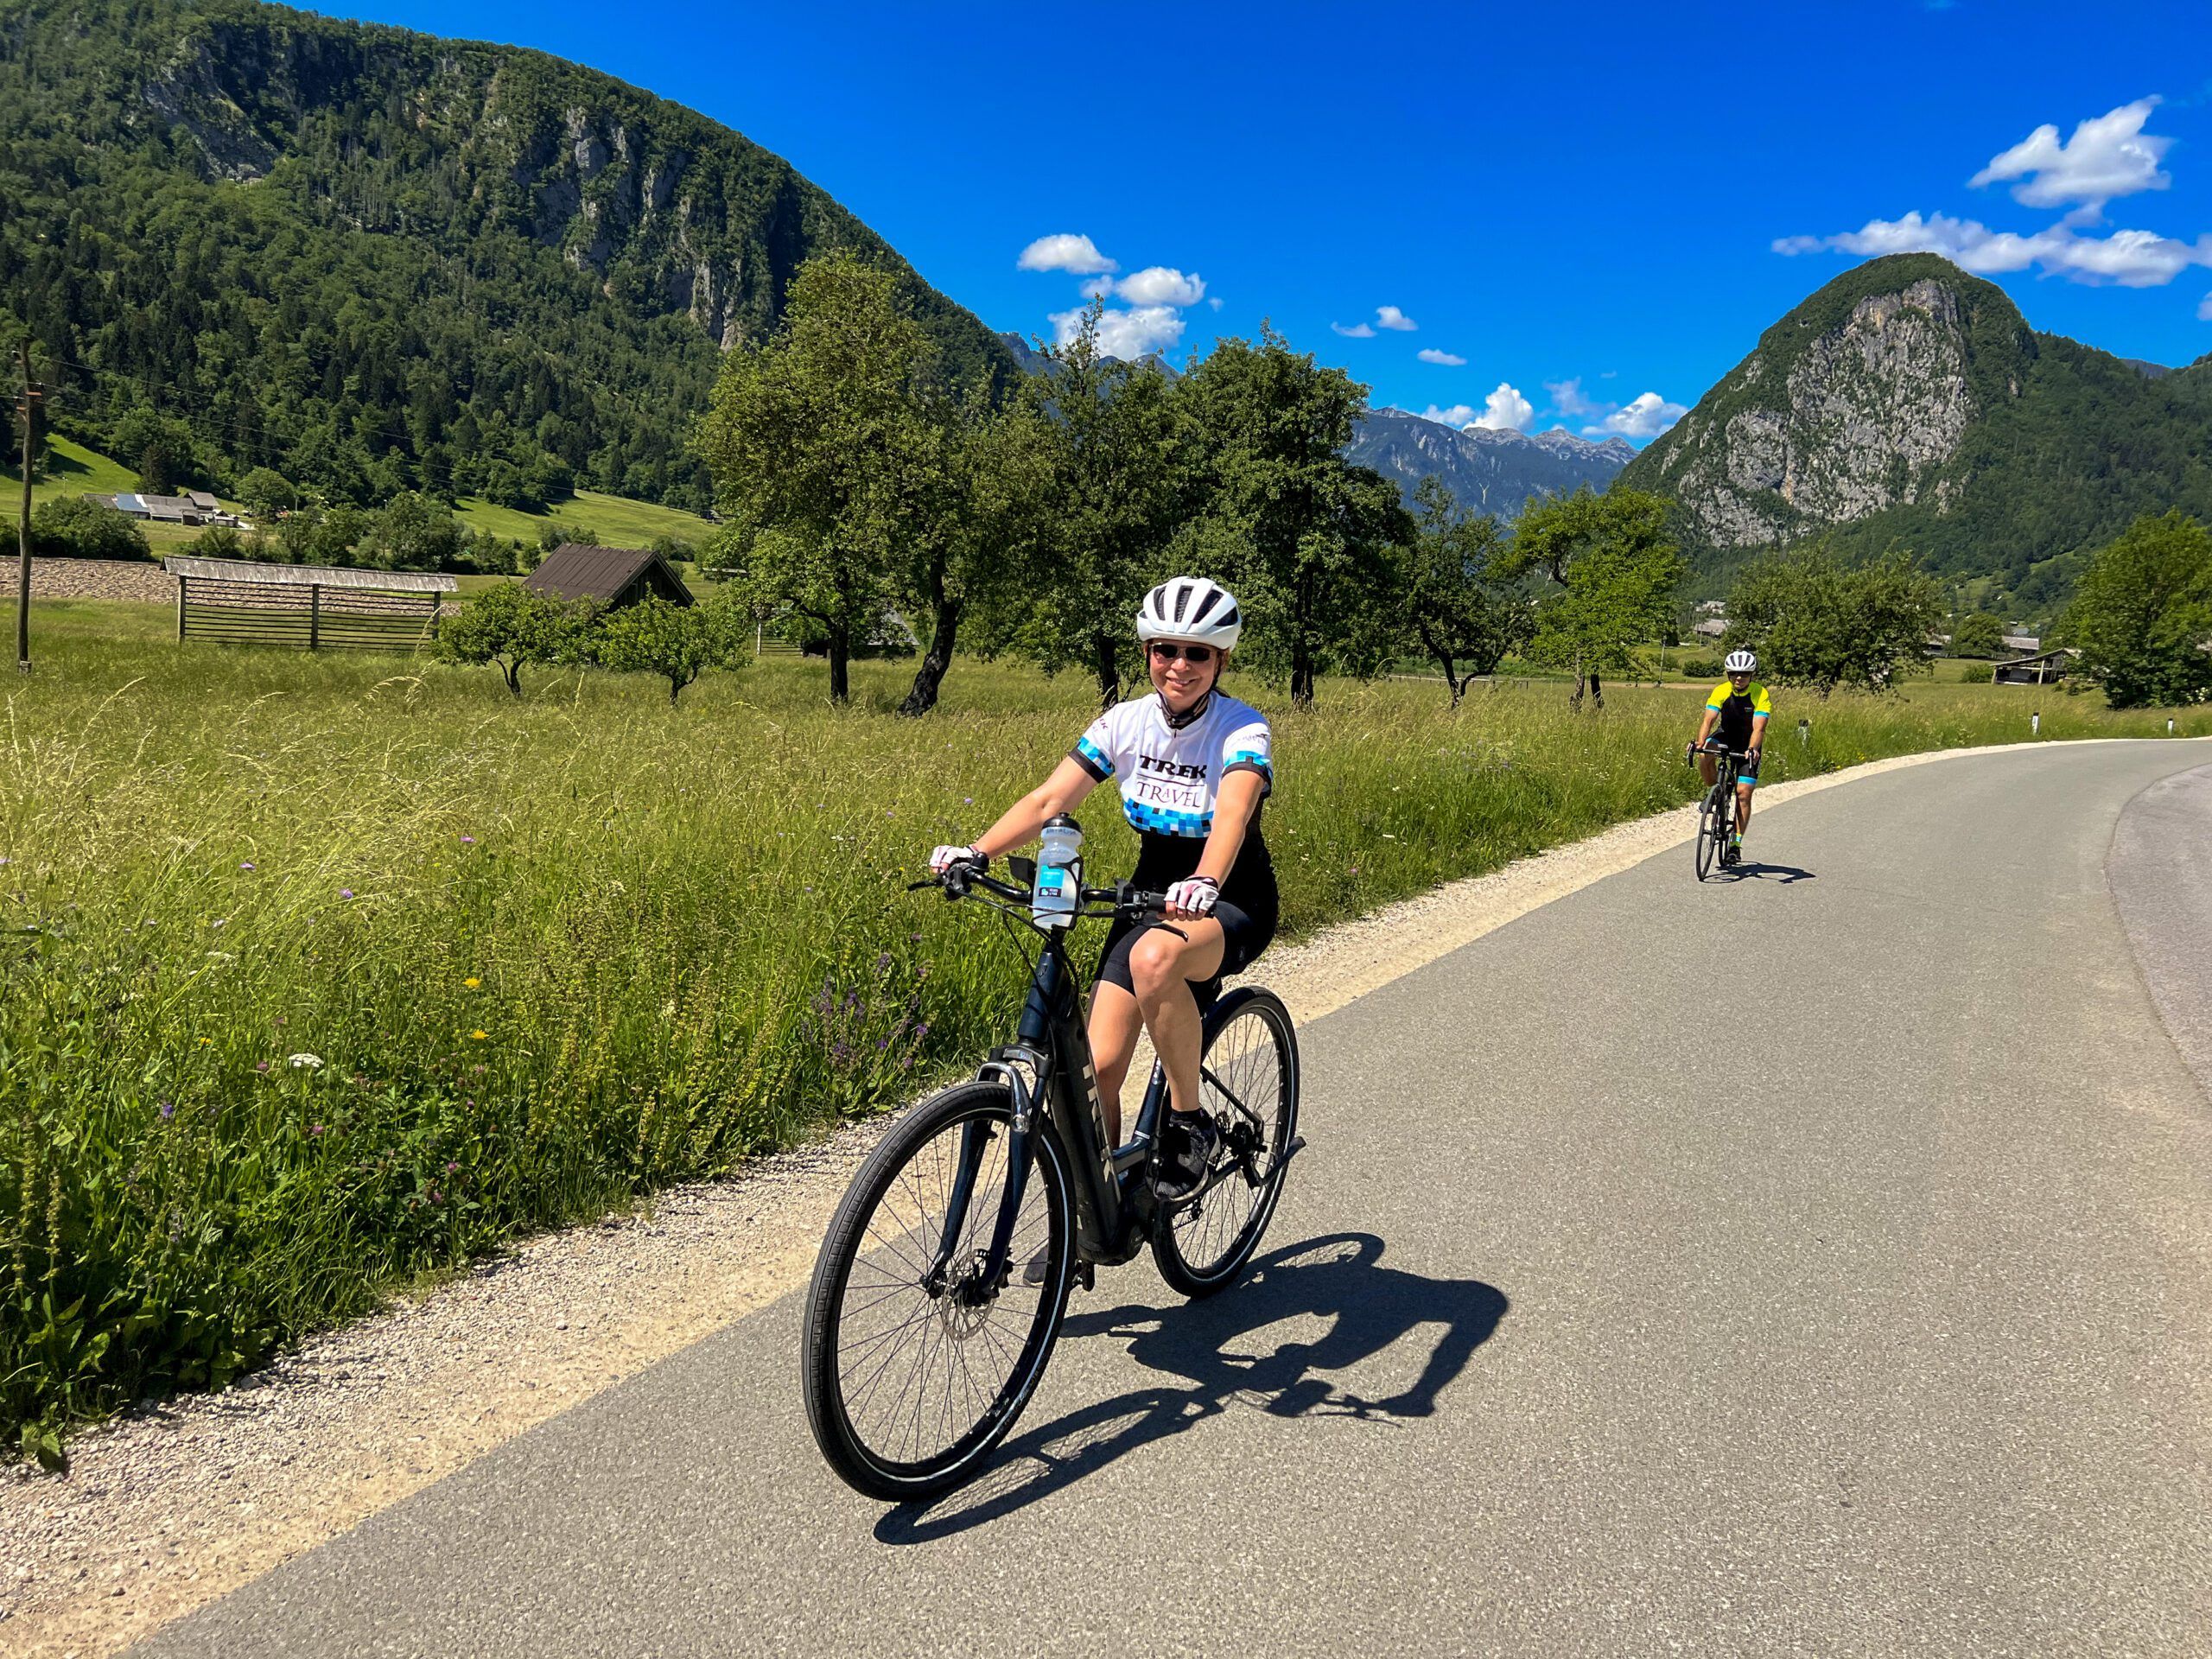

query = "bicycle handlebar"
[{"left": 912, "top": 866, "right": 1169, "bottom": 918}]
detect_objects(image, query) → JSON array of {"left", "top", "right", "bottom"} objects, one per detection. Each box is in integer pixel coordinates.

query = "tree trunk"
[
  {"left": 1093, "top": 632, "right": 1120, "bottom": 713},
  {"left": 898, "top": 581, "right": 961, "bottom": 717},
  {"left": 1590, "top": 668, "right": 1604, "bottom": 710},
  {"left": 1291, "top": 636, "right": 1316, "bottom": 709},
  {"left": 1447, "top": 664, "right": 1470, "bottom": 709},
  {"left": 829, "top": 629, "right": 851, "bottom": 703},
  {"left": 502, "top": 658, "right": 522, "bottom": 696}
]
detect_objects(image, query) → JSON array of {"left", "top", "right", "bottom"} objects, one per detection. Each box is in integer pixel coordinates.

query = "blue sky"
[{"left": 345, "top": 0, "right": 2212, "bottom": 445}]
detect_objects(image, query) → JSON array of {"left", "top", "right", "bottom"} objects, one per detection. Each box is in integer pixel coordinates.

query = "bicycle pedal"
[{"left": 1074, "top": 1262, "right": 1096, "bottom": 1293}]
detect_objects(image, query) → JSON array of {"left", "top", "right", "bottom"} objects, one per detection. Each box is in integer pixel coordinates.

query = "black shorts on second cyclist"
[{"left": 1096, "top": 900, "right": 1274, "bottom": 1008}]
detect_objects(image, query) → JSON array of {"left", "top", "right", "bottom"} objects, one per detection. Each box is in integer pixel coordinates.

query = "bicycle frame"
[{"left": 920, "top": 878, "right": 1178, "bottom": 1302}]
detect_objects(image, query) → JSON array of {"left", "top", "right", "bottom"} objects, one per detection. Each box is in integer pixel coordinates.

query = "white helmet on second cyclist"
[
  {"left": 1137, "top": 576, "right": 1243, "bottom": 652},
  {"left": 1725, "top": 649, "right": 1758, "bottom": 675}
]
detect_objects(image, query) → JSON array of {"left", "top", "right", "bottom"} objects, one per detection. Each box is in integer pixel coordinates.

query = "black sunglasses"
[{"left": 1148, "top": 642, "right": 1217, "bottom": 665}]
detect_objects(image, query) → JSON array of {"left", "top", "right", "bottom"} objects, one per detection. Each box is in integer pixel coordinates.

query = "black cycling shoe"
[{"left": 1154, "top": 1110, "right": 1219, "bottom": 1200}]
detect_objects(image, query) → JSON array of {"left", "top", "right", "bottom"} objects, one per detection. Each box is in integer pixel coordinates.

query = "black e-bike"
[{"left": 800, "top": 823, "right": 1303, "bottom": 1501}]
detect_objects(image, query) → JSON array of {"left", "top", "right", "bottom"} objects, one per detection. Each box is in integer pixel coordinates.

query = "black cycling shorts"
[{"left": 1096, "top": 900, "right": 1273, "bottom": 1007}]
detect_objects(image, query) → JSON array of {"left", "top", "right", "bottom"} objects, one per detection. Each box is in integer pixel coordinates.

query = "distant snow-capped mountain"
[{"left": 1348, "top": 408, "right": 1634, "bottom": 518}]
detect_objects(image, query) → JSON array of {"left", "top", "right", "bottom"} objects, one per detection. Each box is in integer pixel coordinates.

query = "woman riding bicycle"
[{"left": 931, "top": 576, "right": 1275, "bottom": 1198}]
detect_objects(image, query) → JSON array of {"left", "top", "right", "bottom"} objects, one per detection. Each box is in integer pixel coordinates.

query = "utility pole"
[{"left": 16, "top": 340, "right": 38, "bottom": 675}]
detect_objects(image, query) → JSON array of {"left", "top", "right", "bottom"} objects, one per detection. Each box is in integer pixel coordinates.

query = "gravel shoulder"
[{"left": 3, "top": 735, "right": 2196, "bottom": 1658}]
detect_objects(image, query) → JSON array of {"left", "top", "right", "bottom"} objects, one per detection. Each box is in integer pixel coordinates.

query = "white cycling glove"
[
  {"left": 1166, "top": 874, "right": 1219, "bottom": 917},
  {"left": 930, "top": 843, "right": 985, "bottom": 875}
]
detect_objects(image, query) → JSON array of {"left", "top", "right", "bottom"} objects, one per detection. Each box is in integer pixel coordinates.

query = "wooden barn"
[{"left": 523, "top": 544, "right": 693, "bottom": 610}]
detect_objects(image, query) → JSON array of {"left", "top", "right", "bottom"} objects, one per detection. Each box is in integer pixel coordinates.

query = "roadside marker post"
[
  {"left": 2169, "top": 718, "right": 2176, "bottom": 735},
  {"left": 1797, "top": 718, "right": 1808, "bottom": 747},
  {"left": 2032, "top": 711, "right": 2041, "bottom": 736}
]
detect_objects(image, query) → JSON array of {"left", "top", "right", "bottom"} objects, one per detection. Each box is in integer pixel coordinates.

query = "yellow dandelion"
[
  {"left": 197, "top": 1036, "right": 214, "bottom": 1047},
  {"left": 463, "top": 977, "right": 481, "bottom": 989},
  {"left": 470, "top": 1029, "right": 488, "bottom": 1041}
]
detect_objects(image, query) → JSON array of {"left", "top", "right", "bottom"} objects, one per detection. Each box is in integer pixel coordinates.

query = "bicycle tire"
[
  {"left": 1695, "top": 788, "right": 1720, "bottom": 881},
  {"left": 1152, "top": 986, "right": 1301, "bottom": 1298},
  {"left": 801, "top": 1080, "right": 1074, "bottom": 1502}
]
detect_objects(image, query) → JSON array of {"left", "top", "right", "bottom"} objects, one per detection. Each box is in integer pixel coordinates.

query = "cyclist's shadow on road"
[
  {"left": 1724, "top": 860, "right": 1816, "bottom": 883},
  {"left": 874, "top": 1231, "right": 1507, "bottom": 1545}
]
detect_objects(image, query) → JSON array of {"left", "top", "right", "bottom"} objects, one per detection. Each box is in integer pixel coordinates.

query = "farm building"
[
  {"left": 91, "top": 491, "right": 240, "bottom": 527},
  {"left": 166, "top": 556, "right": 455, "bottom": 651},
  {"left": 524, "top": 543, "right": 693, "bottom": 609},
  {"left": 1992, "top": 648, "right": 2076, "bottom": 686}
]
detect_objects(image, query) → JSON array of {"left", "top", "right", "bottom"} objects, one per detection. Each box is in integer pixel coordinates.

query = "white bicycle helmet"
[
  {"left": 1724, "top": 649, "right": 1758, "bottom": 674},
  {"left": 1136, "top": 577, "right": 1243, "bottom": 651}
]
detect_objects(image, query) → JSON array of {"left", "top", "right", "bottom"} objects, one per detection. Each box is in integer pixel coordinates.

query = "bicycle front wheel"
[
  {"left": 801, "top": 1081, "right": 1074, "bottom": 1501},
  {"left": 1153, "top": 986, "right": 1300, "bottom": 1298},
  {"left": 1695, "top": 788, "right": 1721, "bottom": 881}
]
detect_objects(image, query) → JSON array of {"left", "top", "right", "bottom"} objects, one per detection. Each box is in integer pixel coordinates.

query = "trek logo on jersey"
[{"left": 1137, "top": 753, "right": 1208, "bottom": 781}]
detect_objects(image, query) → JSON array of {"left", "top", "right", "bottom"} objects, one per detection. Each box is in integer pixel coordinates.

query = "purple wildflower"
[
  {"left": 339, "top": 888, "right": 355, "bottom": 900},
  {"left": 158, "top": 1100, "right": 175, "bottom": 1120},
  {"left": 238, "top": 861, "right": 256, "bottom": 871},
  {"left": 308, "top": 1122, "right": 325, "bottom": 1136},
  {"left": 461, "top": 836, "right": 477, "bottom": 845},
  {"left": 446, "top": 1160, "right": 459, "bottom": 1174},
  {"left": 255, "top": 1059, "right": 271, "bottom": 1073}
]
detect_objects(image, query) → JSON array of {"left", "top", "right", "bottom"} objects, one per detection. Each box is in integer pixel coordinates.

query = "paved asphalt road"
[{"left": 143, "top": 744, "right": 2211, "bottom": 1658}]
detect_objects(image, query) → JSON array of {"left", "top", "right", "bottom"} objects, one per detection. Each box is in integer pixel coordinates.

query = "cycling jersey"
[
  {"left": 1705, "top": 680, "right": 1772, "bottom": 750},
  {"left": 1071, "top": 690, "right": 1276, "bottom": 927}
]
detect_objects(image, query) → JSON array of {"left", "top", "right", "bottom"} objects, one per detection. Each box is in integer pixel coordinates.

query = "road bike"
[
  {"left": 1692, "top": 740, "right": 1749, "bottom": 881},
  {"left": 800, "top": 832, "right": 1304, "bottom": 1502}
]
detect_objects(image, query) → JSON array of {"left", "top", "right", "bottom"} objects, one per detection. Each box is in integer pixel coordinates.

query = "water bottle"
[{"left": 1033, "top": 815, "right": 1083, "bottom": 929}]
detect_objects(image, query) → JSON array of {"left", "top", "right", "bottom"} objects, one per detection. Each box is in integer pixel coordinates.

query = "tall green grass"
[{"left": 3, "top": 613, "right": 2203, "bottom": 1442}]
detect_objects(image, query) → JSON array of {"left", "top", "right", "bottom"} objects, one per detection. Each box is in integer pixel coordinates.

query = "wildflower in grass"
[
  {"left": 463, "top": 976, "right": 480, "bottom": 988},
  {"left": 197, "top": 1036, "right": 213, "bottom": 1047},
  {"left": 470, "top": 1029, "right": 488, "bottom": 1041},
  {"left": 339, "top": 888, "right": 354, "bottom": 899},
  {"left": 238, "top": 861, "right": 256, "bottom": 871},
  {"left": 254, "top": 1059, "right": 271, "bottom": 1073},
  {"left": 308, "top": 1122, "right": 325, "bottom": 1136},
  {"left": 446, "top": 1160, "right": 459, "bottom": 1174},
  {"left": 461, "top": 836, "right": 477, "bottom": 845},
  {"left": 212, "top": 918, "right": 228, "bottom": 929},
  {"left": 289, "top": 1052, "right": 323, "bottom": 1070},
  {"left": 158, "top": 1100, "right": 175, "bottom": 1120}
]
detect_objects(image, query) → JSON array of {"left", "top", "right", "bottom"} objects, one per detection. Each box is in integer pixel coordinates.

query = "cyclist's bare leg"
[
  {"left": 1697, "top": 752, "right": 1719, "bottom": 789},
  {"left": 1128, "top": 920, "right": 1227, "bottom": 1119},
  {"left": 1736, "top": 779, "right": 1754, "bottom": 836},
  {"left": 1087, "top": 982, "right": 1144, "bottom": 1144}
]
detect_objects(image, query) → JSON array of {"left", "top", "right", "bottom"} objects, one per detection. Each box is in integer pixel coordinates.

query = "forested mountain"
[
  {"left": 0, "top": 0, "right": 1012, "bottom": 513},
  {"left": 1620, "top": 254, "right": 2212, "bottom": 610},
  {"left": 1348, "top": 409, "right": 1633, "bottom": 520}
]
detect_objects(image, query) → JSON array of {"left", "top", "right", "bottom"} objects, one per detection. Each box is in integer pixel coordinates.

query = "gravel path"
[{"left": 3, "top": 737, "right": 2194, "bottom": 1658}]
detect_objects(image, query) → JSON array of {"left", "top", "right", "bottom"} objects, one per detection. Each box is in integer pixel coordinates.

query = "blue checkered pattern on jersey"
[
  {"left": 1076, "top": 736, "right": 1114, "bottom": 776},
  {"left": 1225, "top": 749, "right": 1271, "bottom": 773},
  {"left": 1123, "top": 798, "right": 1211, "bottom": 837}
]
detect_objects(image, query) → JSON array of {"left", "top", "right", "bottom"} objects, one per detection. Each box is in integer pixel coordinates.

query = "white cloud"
[
  {"left": 1417, "top": 347, "right": 1466, "bottom": 365},
  {"left": 1971, "top": 99, "right": 2172, "bottom": 214},
  {"left": 1018, "top": 233, "right": 1118, "bottom": 275},
  {"left": 1332, "top": 321, "right": 1376, "bottom": 337},
  {"left": 1602, "top": 391, "right": 1688, "bottom": 438},
  {"left": 2200, "top": 290, "right": 2212, "bottom": 321},
  {"left": 1773, "top": 211, "right": 2212, "bottom": 288},
  {"left": 1110, "top": 266, "right": 1205, "bottom": 307},
  {"left": 1545, "top": 377, "right": 1603, "bottom": 417},
  {"left": 1077, "top": 274, "right": 1115, "bottom": 299},
  {"left": 1417, "top": 404, "right": 1482, "bottom": 427},
  {"left": 1050, "top": 303, "right": 1184, "bottom": 359},
  {"left": 1375, "top": 305, "right": 1418, "bottom": 331},
  {"left": 1472, "top": 383, "right": 1535, "bottom": 431},
  {"left": 1208, "top": 296, "right": 1224, "bottom": 312}
]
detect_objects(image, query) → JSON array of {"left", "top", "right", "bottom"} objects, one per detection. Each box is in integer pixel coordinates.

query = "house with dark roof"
[{"left": 523, "top": 543, "right": 694, "bottom": 609}]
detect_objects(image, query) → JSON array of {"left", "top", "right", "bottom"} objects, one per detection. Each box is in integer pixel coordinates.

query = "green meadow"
[{"left": 3, "top": 599, "right": 2202, "bottom": 1446}]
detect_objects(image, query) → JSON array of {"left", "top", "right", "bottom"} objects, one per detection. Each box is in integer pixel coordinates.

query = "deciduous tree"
[
  {"left": 697, "top": 252, "right": 941, "bottom": 704},
  {"left": 2062, "top": 510, "right": 2212, "bottom": 709},
  {"left": 1724, "top": 543, "right": 1943, "bottom": 698},
  {"left": 1179, "top": 327, "right": 1410, "bottom": 707},
  {"left": 434, "top": 582, "right": 596, "bottom": 696},
  {"left": 1500, "top": 487, "right": 1684, "bottom": 709},
  {"left": 1400, "top": 477, "right": 1533, "bottom": 705},
  {"left": 1948, "top": 611, "right": 2005, "bottom": 658},
  {"left": 594, "top": 594, "right": 741, "bottom": 706}
]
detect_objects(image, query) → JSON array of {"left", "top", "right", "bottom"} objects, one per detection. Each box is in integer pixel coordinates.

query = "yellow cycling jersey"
[{"left": 1705, "top": 680, "right": 1772, "bottom": 743}]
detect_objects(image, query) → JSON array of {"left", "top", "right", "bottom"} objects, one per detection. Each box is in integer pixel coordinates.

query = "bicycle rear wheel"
[
  {"left": 1153, "top": 986, "right": 1300, "bottom": 1298},
  {"left": 801, "top": 1081, "right": 1073, "bottom": 1501}
]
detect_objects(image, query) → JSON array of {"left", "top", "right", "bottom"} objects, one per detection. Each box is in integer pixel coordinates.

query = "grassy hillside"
[{"left": 451, "top": 491, "right": 714, "bottom": 550}]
